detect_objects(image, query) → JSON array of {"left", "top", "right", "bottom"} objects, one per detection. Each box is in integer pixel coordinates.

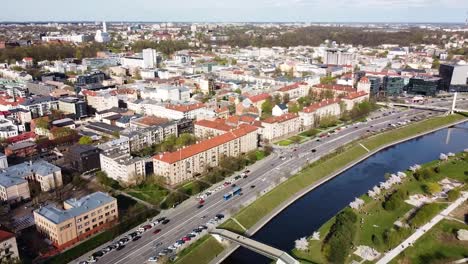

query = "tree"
[
  {"left": 273, "top": 94, "right": 282, "bottom": 105},
  {"left": 78, "top": 136, "right": 93, "bottom": 145},
  {"left": 282, "top": 93, "right": 290, "bottom": 104},
  {"left": 175, "top": 133, "right": 196, "bottom": 148},
  {"left": 288, "top": 102, "right": 301, "bottom": 113},
  {"left": 295, "top": 237, "right": 309, "bottom": 251},
  {"left": 423, "top": 182, "right": 442, "bottom": 195},
  {"left": 234, "top": 88, "right": 242, "bottom": 94},
  {"left": 96, "top": 170, "right": 121, "bottom": 189},
  {"left": 431, "top": 58, "right": 440, "bottom": 69},
  {"left": 261, "top": 99, "right": 273, "bottom": 117},
  {"left": 35, "top": 117, "right": 49, "bottom": 129}
]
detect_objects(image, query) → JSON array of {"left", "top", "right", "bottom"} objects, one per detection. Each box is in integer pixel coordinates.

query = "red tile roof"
[
  {"left": 166, "top": 103, "right": 206, "bottom": 112},
  {"left": 278, "top": 82, "right": 307, "bottom": 92},
  {"left": 302, "top": 98, "right": 341, "bottom": 113},
  {"left": 0, "top": 96, "right": 25, "bottom": 106},
  {"left": 195, "top": 119, "right": 234, "bottom": 132},
  {"left": 344, "top": 91, "right": 368, "bottom": 100},
  {"left": 359, "top": 77, "right": 369, "bottom": 83},
  {"left": 0, "top": 230, "right": 14, "bottom": 242},
  {"left": 7, "top": 132, "right": 36, "bottom": 144},
  {"left": 262, "top": 113, "right": 299, "bottom": 124},
  {"left": 154, "top": 124, "right": 258, "bottom": 164},
  {"left": 313, "top": 84, "right": 355, "bottom": 92},
  {"left": 248, "top": 93, "right": 270, "bottom": 103}
]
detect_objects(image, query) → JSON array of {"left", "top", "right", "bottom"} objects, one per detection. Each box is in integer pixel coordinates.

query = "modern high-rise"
[
  {"left": 368, "top": 76, "right": 381, "bottom": 95},
  {"left": 439, "top": 64, "right": 468, "bottom": 92},
  {"left": 383, "top": 76, "right": 405, "bottom": 96},
  {"left": 406, "top": 77, "right": 441, "bottom": 96}
]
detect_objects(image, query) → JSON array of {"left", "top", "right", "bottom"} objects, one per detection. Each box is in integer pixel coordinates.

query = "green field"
[
  {"left": 390, "top": 219, "right": 468, "bottom": 264},
  {"left": 126, "top": 183, "right": 169, "bottom": 205},
  {"left": 174, "top": 236, "right": 225, "bottom": 264}
]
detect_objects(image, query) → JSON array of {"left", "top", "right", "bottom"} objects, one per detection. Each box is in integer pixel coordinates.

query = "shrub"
[
  {"left": 409, "top": 203, "right": 441, "bottom": 228},
  {"left": 383, "top": 227, "right": 411, "bottom": 248},
  {"left": 447, "top": 188, "right": 460, "bottom": 202},
  {"left": 383, "top": 189, "right": 408, "bottom": 211},
  {"left": 96, "top": 171, "right": 121, "bottom": 190},
  {"left": 423, "top": 182, "right": 442, "bottom": 195},
  {"left": 371, "top": 234, "right": 382, "bottom": 247}
]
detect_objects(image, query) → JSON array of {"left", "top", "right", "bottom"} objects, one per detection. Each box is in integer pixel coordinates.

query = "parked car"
[
  {"left": 148, "top": 256, "right": 159, "bottom": 262},
  {"left": 132, "top": 236, "right": 142, "bottom": 241},
  {"left": 161, "top": 219, "right": 170, "bottom": 225},
  {"left": 215, "top": 214, "right": 225, "bottom": 219},
  {"left": 153, "top": 229, "right": 162, "bottom": 234}
]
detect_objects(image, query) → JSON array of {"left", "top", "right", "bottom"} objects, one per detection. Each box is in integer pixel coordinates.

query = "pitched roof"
[
  {"left": 302, "top": 98, "right": 341, "bottom": 113},
  {"left": 0, "top": 230, "right": 14, "bottom": 242},
  {"left": 195, "top": 119, "right": 234, "bottom": 132},
  {"left": 154, "top": 124, "right": 258, "bottom": 164},
  {"left": 313, "top": 84, "right": 355, "bottom": 92},
  {"left": 248, "top": 93, "right": 270, "bottom": 103},
  {"left": 344, "top": 91, "right": 368, "bottom": 100},
  {"left": 166, "top": 103, "right": 205, "bottom": 112},
  {"left": 278, "top": 82, "right": 307, "bottom": 92},
  {"left": 262, "top": 113, "right": 298, "bottom": 124}
]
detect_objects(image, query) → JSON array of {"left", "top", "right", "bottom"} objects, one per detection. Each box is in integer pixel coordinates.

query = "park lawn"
[
  {"left": 277, "top": 139, "right": 293, "bottom": 146},
  {"left": 174, "top": 236, "right": 225, "bottom": 264},
  {"left": 126, "top": 183, "right": 169, "bottom": 205},
  {"left": 391, "top": 219, "right": 468, "bottom": 264},
  {"left": 255, "top": 150, "right": 266, "bottom": 160}
]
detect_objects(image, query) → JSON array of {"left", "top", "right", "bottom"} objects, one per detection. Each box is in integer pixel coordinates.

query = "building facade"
[
  {"left": 34, "top": 192, "right": 118, "bottom": 250},
  {"left": 0, "top": 230, "right": 20, "bottom": 263}
]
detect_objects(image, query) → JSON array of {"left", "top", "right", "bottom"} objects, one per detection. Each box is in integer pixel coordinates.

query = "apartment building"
[
  {"left": 98, "top": 138, "right": 146, "bottom": 184},
  {"left": 277, "top": 82, "right": 310, "bottom": 100},
  {"left": 120, "top": 121, "right": 178, "bottom": 152},
  {"left": 153, "top": 124, "right": 258, "bottom": 186},
  {"left": 261, "top": 113, "right": 301, "bottom": 141},
  {"left": 0, "top": 160, "right": 62, "bottom": 203},
  {"left": 34, "top": 192, "right": 118, "bottom": 250},
  {"left": 299, "top": 98, "right": 342, "bottom": 128},
  {"left": 19, "top": 96, "right": 59, "bottom": 118},
  {"left": 341, "top": 91, "right": 369, "bottom": 111},
  {"left": 312, "top": 84, "right": 355, "bottom": 96},
  {"left": 194, "top": 119, "right": 234, "bottom": 139},
  {"left": 0, "top": 230, "right": 20, "bottom": 262}
]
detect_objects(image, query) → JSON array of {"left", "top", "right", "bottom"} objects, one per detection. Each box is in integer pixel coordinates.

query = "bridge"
[
  {"left": 377, "top": 93, "right": 468, "bottom": 114},
  {"left": 210, "top": 229, "right": 299, "bottom": 264}
]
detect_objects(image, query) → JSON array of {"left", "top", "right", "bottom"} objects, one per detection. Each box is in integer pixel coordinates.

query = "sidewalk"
[{"left": 376, "top": 192, "right": 468, "bottom": 264}]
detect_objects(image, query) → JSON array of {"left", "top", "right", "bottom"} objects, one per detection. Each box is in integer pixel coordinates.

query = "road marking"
[
  {"left": 359, "top": 143, "right": 370, "bottom": 152},
  {"left": 232, "top": 218, "right": 247, "bottom": 231}
]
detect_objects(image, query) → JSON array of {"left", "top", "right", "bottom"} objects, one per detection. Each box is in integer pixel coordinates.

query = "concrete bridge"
[
  {"left": 210, "top": 229, "right": 299, "bottom": 264},
  {"left": 377, "top": 93, "right": 468, "bottom": 114}
]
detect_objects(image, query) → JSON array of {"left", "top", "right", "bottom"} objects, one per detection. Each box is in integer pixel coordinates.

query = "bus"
[{"left": 223, "top": 187, "right": 242, "bottom": 201}]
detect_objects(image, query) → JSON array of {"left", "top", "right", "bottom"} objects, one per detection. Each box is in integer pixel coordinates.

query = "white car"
[
  {"left": 148, "top": 256, "right": 159, "bottom": 262},
  {"left": 168, "top": 245, "right": 176, "bottom": 250}
]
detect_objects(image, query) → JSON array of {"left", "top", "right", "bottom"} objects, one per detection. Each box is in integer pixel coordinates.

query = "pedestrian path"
[{"left": 376, "top": 192, "right": 468, "bottom": 264}]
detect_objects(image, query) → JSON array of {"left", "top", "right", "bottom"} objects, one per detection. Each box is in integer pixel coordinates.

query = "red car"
[
  {"left": 143, "top": 225, "right": 152, "bottom": 230},
  {"left": 182, "top": 236, "right": 191, "bottom": 241},
  {"left": 153, "top": 229, "right": 161, "bottom": 234}
]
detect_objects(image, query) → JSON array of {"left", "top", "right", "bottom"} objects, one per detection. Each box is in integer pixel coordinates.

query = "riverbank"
[
  {"left": 293, "top": 151, "right": 467, "bottom": 263},
  {"left": 176, "top": 114, "right": 467, "bottom": 264}
]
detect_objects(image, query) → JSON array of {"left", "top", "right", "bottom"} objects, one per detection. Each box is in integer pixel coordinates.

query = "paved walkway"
[{"left": 376, "top": 192, "right": 468, "bottom": 264}]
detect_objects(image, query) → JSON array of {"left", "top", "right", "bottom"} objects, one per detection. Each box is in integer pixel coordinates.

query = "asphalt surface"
[{"left": 74, "top": 98, "right": 468, "bottom": 264}]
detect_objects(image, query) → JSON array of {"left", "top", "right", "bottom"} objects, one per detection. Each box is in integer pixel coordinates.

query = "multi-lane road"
[{"left": 75, "top": 99, "right": 468, "bottom": 264}]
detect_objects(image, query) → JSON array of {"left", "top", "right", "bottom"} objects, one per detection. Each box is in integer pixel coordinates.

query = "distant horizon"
[
  {"left": 0, "top": 20, "right": 466, "bottom": 25},
  {"left": 3, "top": 0, "right": 468, "bottom": 23}
]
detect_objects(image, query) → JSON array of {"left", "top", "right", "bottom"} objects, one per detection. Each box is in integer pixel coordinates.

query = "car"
[
  {"left": 158, "top": 251, "right": 167, "bottom": 256},
  {"left": 280, "top": 156, "right": 286, "bottom": 161},
  {"left": 92, "top": 251, "right": 104, "bottom": 258},
  {"left": 231, "top": 184, "right": 237, "bottom": 188},
  {"left": 223, "top": 181, "right": 231, "bottom": 186},
  {"left": 148, "top": 256, "right": 159, "bottom": 262},
  {"left": 87, "top": 257, "right": 97, "bottom": 263},
  {"left": 153, "top": 228, "right": 162, "bottom": 234},
  {"left": 79, "top": 261, "right": 89, "bottom": 264},
  {"left": 161, "top": 219, "right": 170, "bottom": 225},
  {"left": 187, "top": 234, "right": 196, "bottom": 238},
  {"left": 129, "top": 231, "right": 139, "bottom": 238},
  {"left": 216, "top": 213, "right": 225, "bottom": 219},
  {"left": 168, "top": 245, "right": 176, "bottom": 250},
  {"left": 250, "top": 185, "right": 256, "bottom": 188},
  {"left": 243, "top": 175, "right": 248, "bottom": 179},
  {"left": 244, "top": 170, "right": 250, "bottom": 174},
  {"left": 182, "top": 236, "right": 191, "bottom": 241},
  {"left": 156, "top": 217, "right": 166, "bottom": 222},
  {"left": 132, "top": 236, "right": 142, "bottom": 241},
  {"left": 316, "top": 138, "right": 320, "bottom": 142},
  {"left": 116, "top": 244, "right": 125, "bottom": 251},
  {"left": 143, "top": 224, "right": 152, "bottom": 230},
  {"left": 197, "top": 204, "right": 204, "bottom": 209},
  {"left": 193, "top": 228, "right": 202, "bottom": 233},
  {"left": 165, "top": 248, "right": 173, "bottom": 254},
  {"left": 176, "top": 239, "right": 185, "bottom": 245},
  {"left": 234, "top": 175, "right": 241, "bottom": 180},
  {"left": 173, "top": 243, "right": 182, "bottom": 248}
]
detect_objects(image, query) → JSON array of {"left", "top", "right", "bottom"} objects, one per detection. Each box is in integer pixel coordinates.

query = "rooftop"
[
  {"left": 302, "top": 98, "right": 342, "bottom": 113},
  {"left": 262, "top": 113, "right": 298, "bottom": 124},
  {"left": 35, "top": 192, "right": 115, "bottom": 225},
  {"left": 154, "top": 124, "right": 258, "bottom": 164},
  {"left": 0, "top": 160, "right": 60, "bottom": 188}
]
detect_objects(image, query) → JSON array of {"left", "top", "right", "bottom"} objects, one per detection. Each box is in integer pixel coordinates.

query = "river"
[{"left": 223, "top": 121, "right": 468, "bottom": 264}]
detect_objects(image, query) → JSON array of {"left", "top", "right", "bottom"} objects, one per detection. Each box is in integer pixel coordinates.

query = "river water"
[{"left": 223, "top": 122, "right": 468, "bottom": 264}]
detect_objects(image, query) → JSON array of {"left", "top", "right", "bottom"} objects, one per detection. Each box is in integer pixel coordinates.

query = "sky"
[{"left": 2, "top": 0, "right": 468, "bottom": 23}]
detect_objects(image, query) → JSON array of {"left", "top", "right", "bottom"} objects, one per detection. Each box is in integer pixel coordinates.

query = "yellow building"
[{"left": 34, "top": 192, "right": 118, "bottom": 250}]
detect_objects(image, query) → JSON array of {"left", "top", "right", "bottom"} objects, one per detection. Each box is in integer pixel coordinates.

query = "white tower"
[{"left": 103, "top": 21, "right": 107, "bottom": 33}]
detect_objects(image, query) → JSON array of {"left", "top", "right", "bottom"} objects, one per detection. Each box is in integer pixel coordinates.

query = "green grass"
[
  {"left": 255, "top": 150, "right": 266, "bottom": 160},
  {"left": 126, "top": 183, "right": 169, "bottom": 205},
  {"left": 391, "top": 219, "right": 468, "bottom": 264},
  {"left": 174, "top": 236, "right": 225, "bottom": 264},
  {"left": 277, "top": 139, "right": 293, "bottom": 146}
]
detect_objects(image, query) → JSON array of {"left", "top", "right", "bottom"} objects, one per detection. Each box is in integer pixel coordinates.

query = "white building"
[
  {"left": 95, "top": 22, "right": 111, "bottom": 43},
  {"left": 142, "top": 48, "right": 159, "bottom": 69},
  {"left": 140, "top": 85, "right": 190, "bottom": 102},
  {"left": 0, "top": 230, "right": 20, "bottom": 262},
  {"left": 261, "top": 113, "right": 301, "bottom": 141},
  {"left": 299, "top": 99, "right": 341, "bottom": 128}
]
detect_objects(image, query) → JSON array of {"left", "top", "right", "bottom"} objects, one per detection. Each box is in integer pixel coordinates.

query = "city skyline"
[{"left": 2, "top": 0, "right": 468, "bottom": 23}]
